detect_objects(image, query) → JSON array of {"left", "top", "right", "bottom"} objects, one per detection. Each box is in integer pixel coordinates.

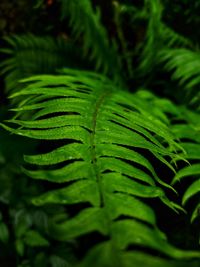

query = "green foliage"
[
  {"left": 133, "top": 0, "right": 192, "bottom": 77},
  {"left": 139, "top": 90, "right": 200, "bottom": 227},
  {"left": 1, "top": 69, "right": 200, "bottom": 265},
  {"left": 159, "top": 48, "right": 200, "bottom": 106},
  {"left": 0, "top": 219, "right": 9, "bottom": 243},
  {"left": 171, "top": 108, "right": 200, "bottom": 223},
  {"left": 59, "top": 0, "right": 123, "bottom": 85},
  {"left": 0, "top": 34, "right": 82, "bottom": 93},
  {"left": 1, "top": 0, "right": 200, "bottom": 266}
]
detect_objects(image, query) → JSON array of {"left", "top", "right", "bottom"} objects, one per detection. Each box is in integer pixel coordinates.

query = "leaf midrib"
[{"left": 90, "top": 89, "right": 111, "bottom": 208}]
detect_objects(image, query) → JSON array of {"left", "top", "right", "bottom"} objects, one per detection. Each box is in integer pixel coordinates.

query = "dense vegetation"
[{"left": 0, "top": 0, "right": 200, "bottom": 266}]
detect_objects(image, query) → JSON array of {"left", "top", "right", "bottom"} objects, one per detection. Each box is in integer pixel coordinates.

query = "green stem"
[{"left": 113, "top": 1, "right": 133, "bottom": 79}]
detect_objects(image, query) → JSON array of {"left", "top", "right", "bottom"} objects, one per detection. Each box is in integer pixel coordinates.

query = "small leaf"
[
  {"left": 50, "top": 255, "right": 70, "bottom": 267},
  {"left": 23, "top": 230, "right": 49, "bottom": 247},
  {"left": 0, "top": 222, "right": 9, "bottom": 243},
  {"left": 182, "top": 179, "right": 200, "bottom": 205},
  {"left": 191, "top": 203, "right": 200, "bottom": 223},
  {"left": 15, "top": 239, "right": 25, "bottom": 256},
  {"left": 15, "top": 214, "right": 31, "bottom": 238},
  {"left": 172, "top": 164, "right": 200, "bottom": 184}
]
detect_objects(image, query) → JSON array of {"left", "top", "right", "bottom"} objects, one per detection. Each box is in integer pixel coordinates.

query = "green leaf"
[
  {"left": 50, "top": 255, "right": 71, "bottom": 267},
  {"left": 181, "top": 143, "right": 200, "bottom": 160},
  {"left": 191, "top": 203, "right": 200, "bottom": 223},
  {"left": 0, "top": 222, "right": 9, "bottom": 243},
  {"left": 23, "top": 230, "right": 49, "bottom": 247},
  {"left": 182, "top": 179, "right": 200, "bottom": 205},
  {"left": 15, "top": 239, "right": 25, "bottom": 256},
  {"left": 49, "top": 208, "right": 108, "bottom": 240},
  {"left": 172, "top": 164, "right": 200, "bottom": 184}
]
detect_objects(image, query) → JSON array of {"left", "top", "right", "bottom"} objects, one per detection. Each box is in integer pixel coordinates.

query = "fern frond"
[
  {"left": 137, "top": 0, "right": 163, "bottom": 74},
  {"left": 0, "top": 34, "right": 80, "bottom": 93},
  {"left": 1, "top": 70, "right": 200, "bottom": 265},
  {"left": 159, "top": 48, "right": 200, "bottom": 105},
  {"left": 160, "top": 24, "right": 192, "bottom": 48},
  {"left": 171, "top": 107, "right": 200, "bottom": 223},
  {"left": 134, "top": 90, "right": 200, "bottom": 225},
  {"left": 59, "top": 0, "right": 123, "bottom": 85},
  {"left": 78, "top": 244, "right": 200, "bottom": 267},
  {"left": 137, "top": 0, "right": 192, "bottom": 76},
  {"left": 173, "top": 157, "right": 200, "bottom": 223}
]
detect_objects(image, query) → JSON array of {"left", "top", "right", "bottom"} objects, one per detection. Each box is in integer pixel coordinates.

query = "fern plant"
[
  {"left": 1, "top": 0, "right": 200, "bottom": 266},
  {"left": 2, "top": 69, "right": 200, "bottom": 266}
]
